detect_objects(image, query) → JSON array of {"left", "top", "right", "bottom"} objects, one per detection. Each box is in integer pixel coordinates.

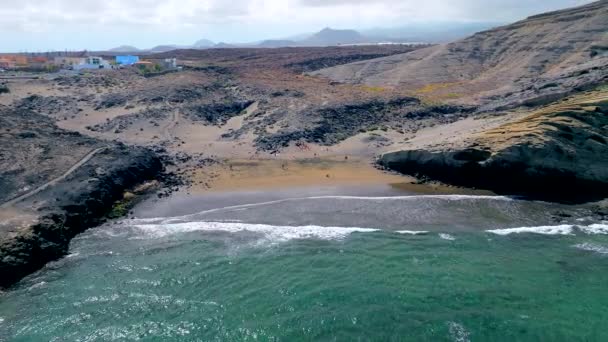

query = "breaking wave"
[
  {"left": 486, "top": 225, "right": 574, "bottom": 236},
  {"left": 579, "top": 223, "right": 608, "bottom": 235},
  {"left": 133, "top": 221, "right": 379, "bottom": 243},
  {"left": 439, "top": 233, "right": 456, "bottom": 241},
  {"left": 396, "top": 230, "right": 430, "bottom": 235},
  {"left": 487, "top": 223, "right": 608, "bottom": 236},
  {"left": 574, "top": 243, "right": 608, "bottom": 255}
]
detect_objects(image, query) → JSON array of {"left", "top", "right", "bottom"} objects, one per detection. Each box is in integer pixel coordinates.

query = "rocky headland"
[
  {"left": 380, "top": 89, "right": 608, "bottom": 203},
  {"left": 0, "top": 106, "right": 163, "bottom": 288}
]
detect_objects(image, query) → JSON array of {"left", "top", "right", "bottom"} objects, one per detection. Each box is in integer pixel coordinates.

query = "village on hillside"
[{"left": 0, "top": 52, "right": 178, "bottom": 73}]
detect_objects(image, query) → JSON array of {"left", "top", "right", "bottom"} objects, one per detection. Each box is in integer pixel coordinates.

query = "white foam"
[
  {"left": 133, "top": 221, "right": 379, "bottom": 243},
  {"left": 578, "top": 224, "right": 608, "bottom": 235},
  {"left": 574, "top": 243, "right": 608, "bottom": 255},
  {"left": 439, "top": 233, "right": 456, "bottom": 241},
  {"left": 488, "top": 223, "right": 608, "bottom": 236},
  {"left": 486, "top": 225, "right": 574, "bottom": 236},
  {"left": 447, "top": 321, "right": 470, "bottom": 342},
  {"left": 396, "top": 230, "right": 430, "bottom": 235},
  {"left": 27, "top": 281, "right": 47, "bottom": 291}
]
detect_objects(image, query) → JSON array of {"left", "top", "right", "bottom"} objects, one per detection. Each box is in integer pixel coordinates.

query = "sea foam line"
[
  {"left": 574, "top": 242, "right": 608, "bottom": 255},
  {"left": 486, "top": 225, "right": 574, "bottom": 236},
  {"left": 133, "top": 221, "right": 379, "bottom": 242},
  {"left": 579, "top": 223, "right": 608, "bottom": 235},
  {"left": 133, "top": 195, "right": 513, "bottom": 224},
  {"left": 396, "top": 230, "right": 430, "bottom": 235},
  {"left": 439, "top": 233, "right": 456, "bottom": 241},
  {"left": 486, "top": 223, "right": 608, "bottom": 236}
]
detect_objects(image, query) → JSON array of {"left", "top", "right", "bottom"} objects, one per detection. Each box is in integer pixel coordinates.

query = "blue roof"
[{"left": 115, "top": 55, "right": 140, "bottom": 65}]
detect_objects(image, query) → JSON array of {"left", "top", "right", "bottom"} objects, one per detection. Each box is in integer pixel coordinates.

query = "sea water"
[{"left": 1, "top": 191, "right": 607, "bottom": 341}]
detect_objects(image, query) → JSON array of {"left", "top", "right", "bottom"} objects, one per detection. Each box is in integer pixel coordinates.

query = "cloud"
[
  {"left": 0, "top": 0, "right": 256, "bottom": 32},
  {"left": 0, "top": 0, "right": 596, "bottom": 33},
  {"left": 297, "top": 0, "right": 595, "bottom": 21},
  {"left": 0, "top": 0, "right": 597, "bottom": 50}
]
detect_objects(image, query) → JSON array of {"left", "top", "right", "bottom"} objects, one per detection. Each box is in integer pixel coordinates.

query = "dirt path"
[
  {"left": 161, "top": 108, "right": 180, "bottom": 141},
  {"left": 223, "top": 101, "right": 258, "bottom": 131},
  {"left": 0, "top": 147, "right": 108, "bottom": 208}
]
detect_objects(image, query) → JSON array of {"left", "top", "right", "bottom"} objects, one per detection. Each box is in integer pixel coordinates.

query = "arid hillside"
[
  {"left": 3, "top": 45, "right": 466, "bottom": 161},
  {"left": 314, "top": 0, "right": 608, "bottom": 109}
]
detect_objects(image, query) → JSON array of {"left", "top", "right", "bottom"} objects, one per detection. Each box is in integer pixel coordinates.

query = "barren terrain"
[{"left": 1, "top": 1, "right": 607, "bottom": 288}]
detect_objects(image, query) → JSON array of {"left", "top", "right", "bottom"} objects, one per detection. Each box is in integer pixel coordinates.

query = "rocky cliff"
[
  {"left": 0, "top": 107, "right": 163, "bottom": 288},
  {"left": 380, "top": 90, "right": 608, "bottom": 202}
]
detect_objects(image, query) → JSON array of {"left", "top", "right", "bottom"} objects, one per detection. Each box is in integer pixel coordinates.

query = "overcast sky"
[{"left": 0, "top": 0, "right": 595, "bottom": 51}]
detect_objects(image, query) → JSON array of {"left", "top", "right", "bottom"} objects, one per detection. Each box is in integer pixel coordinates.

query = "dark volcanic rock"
[
  {"left": 0, "top": 107, "right": 164, "bottom": 289},
  {"left": 97, "top": 93, "right": 131, "bottom": 109},
  {"left": 286, "top": 54, "right": 395, "bottom": 73},
  {"left": 379, "top": 92, "right": 608, "bottom": 203},
  {"left": 89, "top": 107, "right": 170, "bottom": 133},
  {"left": 0, "top": 146, "right": 162, "bottom": 289},
  {"left": 255, "top": 97, "right": 420, "bottom": 150},
  {"left": 182, "top": 101, "right": 254, "bottom": 126},
  {"left": 255, "top": 98, "right": 475, "bottom": 151},
  {"left": 381, "top": 145, "right": 608, "bottom": 203},
  {"left": 16, "top": 95, "right": 79, "bottom": 117}
]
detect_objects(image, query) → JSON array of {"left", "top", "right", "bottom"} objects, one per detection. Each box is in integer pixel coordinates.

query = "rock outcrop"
[
  {"left": 380, "top": 90, "right": 608, "bottom": 202},
  {"left": 0, "top": 107, "right": 163, "bottom": 288}
]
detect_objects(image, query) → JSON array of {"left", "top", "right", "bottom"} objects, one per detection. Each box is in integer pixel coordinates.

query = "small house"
[
  {"left": 73, "top": 56, "right": 111, "bottom": 70},
  {"left": 0, "top": 55, "right": 28, "bottom": 69},
  {"left": 0, "top": 58, "right": 13, "bottom": 69},
  {"left": 161, "top": 58, "right": 177, "bottom": 69},
  {"left": 28, "top": 56, "right": 50, "bottom": 69},
  {"left": 116, "top": 55, "right": 140, "bottom": 66},
  {"left": 54, "top": 56, "right": 86, "bottom": 68}
]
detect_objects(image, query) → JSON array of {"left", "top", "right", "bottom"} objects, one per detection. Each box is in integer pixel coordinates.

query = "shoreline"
[
  {"left": 134, "top": 157, "right": 496, "bottom": 219},
  {"left": 173, "top": 156, "right": 495, "bottom": 195}
]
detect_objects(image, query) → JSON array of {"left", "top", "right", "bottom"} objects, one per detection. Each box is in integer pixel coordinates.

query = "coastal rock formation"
[
  {"left": 0, "top": 107, "right": 163, "bottom": 288},
  {"left": 380, "top": 90, "right": 608, "bottom": 202}
]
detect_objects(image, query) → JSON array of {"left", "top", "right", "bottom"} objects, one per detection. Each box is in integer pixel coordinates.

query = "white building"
[
  {"left": 162, "top": 58, "right": 177, "bottom": 69},
  {"left": 73, "top": 56, "right": 112, "bottom": 70}
]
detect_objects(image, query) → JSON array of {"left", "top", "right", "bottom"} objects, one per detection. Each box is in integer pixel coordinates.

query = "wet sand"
[
  {"left": 183, "top": 157, "right": 494, "bottom": 195},
  {"left": 185, "top": 157, "right": 409, "bottom": 193},
  {"left": 136, "top": 157, "right": 494, "bottom": 218}
]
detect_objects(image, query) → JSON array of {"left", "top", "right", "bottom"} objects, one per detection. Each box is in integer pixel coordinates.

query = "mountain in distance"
[
  {"left": 106, "top": 44, "right": 190, "bottom": 54},
  {"left": 213, "top": 42, "right": 236, "bottom": 48},
  {"left": 300, "top": 27, "right": 366, "bottom": 46},
  {"left": 108, "top": 45, "right": 141, "bottom": 53},
  {"left": 149, "top": 45, "right": 193, "bottom": 53},
  {"left": 362, "top": 22, "right": 504, "bottom": 43},
  {"left": 107, "top": 21, "right": 504, "bottom": 53},
  {"left": 193, "top": 39, "right": 215, "bottom": 48},
  {"left": 257, "top": 40, "right": 297, "bottom": 48}
]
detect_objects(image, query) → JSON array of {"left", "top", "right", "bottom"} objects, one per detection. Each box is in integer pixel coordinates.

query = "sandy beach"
[{"left": 177, "top": 156, "right": 494, "bottom": 195}]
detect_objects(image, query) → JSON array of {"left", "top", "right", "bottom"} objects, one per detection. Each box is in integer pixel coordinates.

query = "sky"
[{"left": 0, "top": 0, "right": 596, "bottom": 52}]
